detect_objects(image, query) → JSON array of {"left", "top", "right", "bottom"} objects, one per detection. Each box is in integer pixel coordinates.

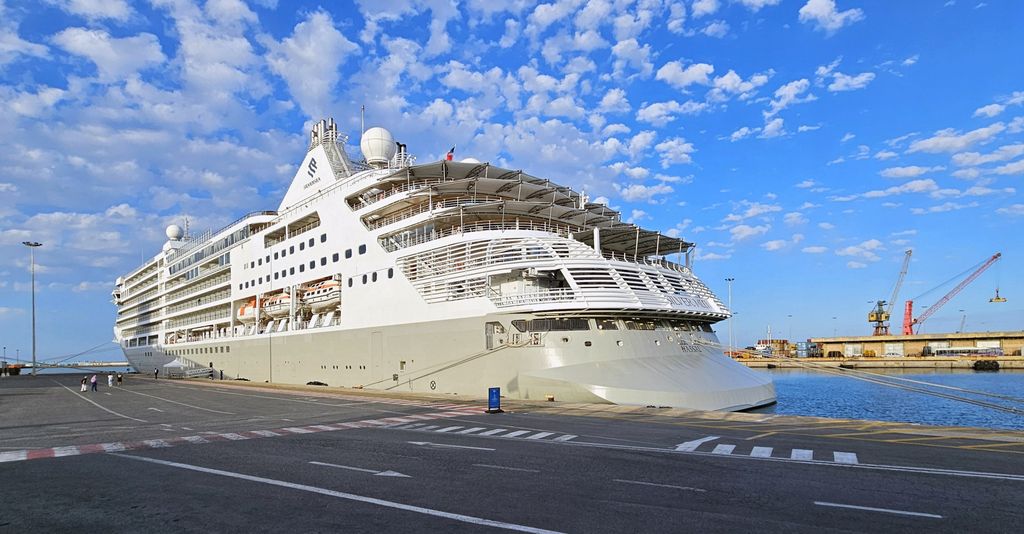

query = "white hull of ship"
[{"left": 121, "top": 315, "right": 775, "bottom": 412}]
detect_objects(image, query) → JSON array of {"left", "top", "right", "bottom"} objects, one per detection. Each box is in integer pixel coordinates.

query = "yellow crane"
[{"left": 868, "top": 249, "right": 912, "bottom": 336}]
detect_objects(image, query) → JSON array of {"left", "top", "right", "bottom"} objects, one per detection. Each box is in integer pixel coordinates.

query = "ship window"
[
  {"left": 274, "top": 252, "right": 279, "bottom": 260},
  {"left": 239, "top": 284, "right": 243, "bottom": 290},
  {"left": 320, "top": 234, "right": 326, "bottom": 243},
  {"left": 281, "top": 250, "right": 286, "bottom": 258},
  {"left": 388, "top": 268, "right": 394, "bottom": 279},
  {"left": 244, "top": 281, "right": 248, "bottom": 288},
  {"left": 309, "top": 260, "right": 315, "bottom": 269},
  {"left": 308, "top": 238, "right": 314, "bottom": 247},
  {"left": 265, "top": 255, "right": 270, "bottom": 263},
  {"left": 250, "top": 261, "right": 255, "bottom": 268},
  {"left": 358, "top": 244, "right": 367, "bottom": 255},
  {"left": 299, "top": 264, "right": 305, "bottom": 272},
  {"left": 348, "top": 278, "right": 353, "bottom": 287},
  {"left": 290, "top": 246, "right": 294, "bottom": 254},
  {"left": 258, "top": 258, "right": 262, "bottom": 266},
  {"left": 332, "top": 253, "right": 339, "bottom": 262},
  {"left": 290, "top": 267, "right": 295, "bottom": 275},
  {"left": 372, "top": 272, "right": 378, "bottom": 282},
  {"left": 362, "top": 274, "right": 367, "bottom": 284},
  {"left": 299, "top": 242, "right": 305, "bottom": 251},
  {"left": 345, "top": 249, "right": 352, "bottom": 259},
  {"left": 596, "top": 319, "right": 619, "bottom": 330},
  {"left": 226, "top": 346, "right": 230, "bottom": 353},
  {"left": 274, "top": 273, "right": 279, "bottom": 280},
  {"left": 320, "top": 257, "right": 327, "bottom": 266}
]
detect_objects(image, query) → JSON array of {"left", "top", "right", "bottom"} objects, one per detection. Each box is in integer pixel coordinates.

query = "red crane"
[{"left": 902, "top": 252, "right": 1002, "bottom": 335}]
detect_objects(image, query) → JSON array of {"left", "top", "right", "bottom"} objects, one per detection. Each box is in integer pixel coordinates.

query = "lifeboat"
[
  {"left": 262, "top": 293, "right": 293, "bottom": 319},
  {"left": 237, "top": 299, "right": 258, "bottom": 324},
  {"left": 302, "top": 280, "right": 342, "bottom": 313}
]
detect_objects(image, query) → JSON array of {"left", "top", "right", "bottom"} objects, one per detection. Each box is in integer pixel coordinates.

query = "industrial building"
[{"left": 809, "top": 331, "right": 1024, "bottom": 358}]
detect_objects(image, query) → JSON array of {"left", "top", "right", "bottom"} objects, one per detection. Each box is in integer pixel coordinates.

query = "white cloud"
[
  {"left": 874, "top": 150, "right": 898, "bottom": 160},
  {"left": 974, "top": 103, "right": 1005, "bottom": 118},
  {"left": 707, "top": 69, "right": 772, "bottom": 102},
  {"left": 784, "top": 212, "right": 808, "bottom": 225},
  {"left": 911, "top": 201, "right": 979, "bottom": 215},
  {"left": 847, "top": 261, "right": 867, "bottom": 269},
  {"left": 996, "top": 204, "right": 1024, "bottom": 216},
  {"left": 598, "top": 88, "right": 630, "bottom": 113},
  {"left": 730, "top": 224, "right": 770, "bottom": 240},
  {"left": 499, "top": 18, "right": 520, "bottom": 48},
  {"left": 654, "top": 137, "right": 696, "bottom": 167},
  {"left": 828, "top": 71, "right": 875, "bottom": 92},
  {"left": 951, "top": 143, "right": 1024, "bottom": 166},
  {"left": 993, "top": 159, "right": 1024, "bottom": 175},
  {"left": 1010, "top": 116, "right": 1024, "bottom": 133},
  {"left": 264, "top": 11, "right": 358, "bottom": 119},
  {"left": 738, "top": 0, "right": 782, "bottom": 10},
  {"left": 832, "top": 179, "right": 940, "bottom": 201},
  {"left": 702, "top": 20, "right": 730, "bottom": 38},
  {"left": 907, "top": 123, "right": 1005, "bottom": 153},
  {"left": 759, "top": 118, "right": 786, "bottom": 138},
  {"left": 52, "top": 28, "right": 165, "bottom": 82},
  {"left": 614, "top": 182, "right": 674, "bottom": 203},
  {"left": 636, "top": 100, "right": 706, "bottom": 126},
  {"left": 798, "top": 0, "right": 865, "bottom": 34},
  {"left": 841, "top": 132, "right": 855, "bottom": 142},
  {"left": 952, "top": 168, "right": 981, "bottom": 179},
  {"left": 50, "top": 0, "right": 133, "bottom": 21},
  {"left": 798, "top": 124, "right": 820, "bottom": 132},
  {"left": 765, "top": 79, "right": 815, "bottom": 118},
  {"left": 692, "top": 0, "right": 720, "bottom": 18},
  {"left": 627, "top": 130, "right": 657, "bottom": 159},
  {"left": 655, "top": 61, "right": 714, "bottom": 89},
  {"left": 836, "top": 239, "right": 883, "bottom": 261},
  {"left": 761, "top": 239, "right": 788, "bottom": 251},
  {"left": 818, "top": 222, "right": 835, "bottom": 229},
  {"left": 729, "top": 126, "right": 757, "bottom": 142},
  {"left": 724, "top": 201, "right": 782, "bottom": 221},
  {"left": 802, "top": 246, "right": 828, "bottom": 253},
  {"left": 610, "top": 38, "right": 653, "bottom": 76},
  {"left": 879, "top": 165, "right": 945, "bottom": 178},
  {"left": 795, "top": 179, "right": 816, "bottom": 188}
]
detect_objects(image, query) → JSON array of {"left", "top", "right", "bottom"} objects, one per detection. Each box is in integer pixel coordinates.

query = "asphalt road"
[{"left": 2, "top": 374, "right": 1022, "bottom": 533}]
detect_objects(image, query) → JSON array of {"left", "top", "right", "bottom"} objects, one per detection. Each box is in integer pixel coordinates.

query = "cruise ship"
[{"left": 112, "top": 119, "right": 775, "bottom": 411}]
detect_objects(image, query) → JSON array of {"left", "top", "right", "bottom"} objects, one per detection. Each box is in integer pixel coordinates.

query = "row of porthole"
[
  {"left": 347, "top": 268, "right": 395, "bottom": 287},
  {"left": 557, "top": 338, "right": 673, "bottom": 347},
  {"left": 319, "top": 365, "right": 366, "bottom": 370}
]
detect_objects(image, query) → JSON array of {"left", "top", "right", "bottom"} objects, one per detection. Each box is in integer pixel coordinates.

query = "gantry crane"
[
  {"left": 902, "top": 252, "right": 1002, "bottom": 335},
  {"left": 868, "top": 249, "right": 912, "bottom": 336}
]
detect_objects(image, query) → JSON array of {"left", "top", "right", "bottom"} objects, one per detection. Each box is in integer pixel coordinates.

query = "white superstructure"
[{"left": 112, "top": 118, "right": 774, "bottom": 411}]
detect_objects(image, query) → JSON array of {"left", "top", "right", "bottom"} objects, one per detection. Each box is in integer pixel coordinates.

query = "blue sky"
[{"left": 1, "top": 0, "right": 1022, "bottom": 361}]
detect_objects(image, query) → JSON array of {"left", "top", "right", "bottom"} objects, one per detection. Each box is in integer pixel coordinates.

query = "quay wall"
[{"left": 738, "top": 356, "right": 1024, "bottom": 369}]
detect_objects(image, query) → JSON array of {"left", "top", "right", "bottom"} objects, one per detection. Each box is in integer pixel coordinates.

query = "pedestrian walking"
[
  {"left": 80, "top": 376, "right": 88, "bottom": 392},
  {"left": 154, "top": 368, "right": 159, "bottom": 379},
  {"left": 107, "top": 373, "right": 114, "bottom": 387},
  {"left": 90, "top": 374, "right": 98, "bottom": 392},
  {"left": 116, "top": 373, "right": 123, "bottom": 386}
]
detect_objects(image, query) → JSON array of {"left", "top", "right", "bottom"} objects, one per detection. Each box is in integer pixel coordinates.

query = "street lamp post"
[
  {"left": 832, "top": 316, "right": 838, "bottom": 337},
  {"left": 725, "top": 278, "right": 735, "bottom": 356},
  {"left": 23, "top": 241, "right": 42, "bottom": 376}
]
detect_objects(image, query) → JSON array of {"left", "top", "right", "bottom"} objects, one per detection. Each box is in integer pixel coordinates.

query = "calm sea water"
[{"left": 749, "top": 368, "right": 1024, "bottom": 431}]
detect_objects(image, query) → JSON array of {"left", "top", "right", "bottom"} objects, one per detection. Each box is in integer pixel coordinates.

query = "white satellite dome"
[
  {"left": 165, "top": 224, "right": 184, "bottom": 241},
  {"left": 459, "top": 157, "right": 481, "bottom": 164},
  {"left": 360, "top": 127, "right": 397, "bottom": 166}
]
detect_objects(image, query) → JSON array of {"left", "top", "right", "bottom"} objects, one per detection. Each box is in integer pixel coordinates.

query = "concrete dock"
[
  {"left": 2, "top": 375, "right": 1023, "bottom": 532},
  {"left": 739, "top": 355, "right": 1024, "bottom": 369}
]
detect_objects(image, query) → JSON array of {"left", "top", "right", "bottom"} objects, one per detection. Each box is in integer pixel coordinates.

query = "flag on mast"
[{"left": 446, "top": 146, "right": 455, "bottom": 161}]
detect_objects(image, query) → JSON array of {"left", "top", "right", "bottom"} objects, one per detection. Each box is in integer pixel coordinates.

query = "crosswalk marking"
[
  {"left": 750, "top": 446, "right": 773, "bottom": 458},
  {"left": 502, "top": 430, "right": 531, "bottom": 438},
  {"left": 791, "top": 449, "right": 813, "bottom": 460},
  {"left": 477, "top": 428, "right": 508, "bottom": 436},
  {"left": 394, "top": 423, "right": 426, "bottom": 430},
  {"left": 675, "top": 436, "right": 719, "bottom": 452},
  {"left": 553, "top": 434, "right": 577, "bottom": 442},
  {"left": 457, "top": 427, "right": 486, "bottom": 434},
  {"left": 711, "top": 444, "right": 735, "bottom": 455},
  {"left": 435, "top": 426, "right": 463, "bottom": 433},
  {"left": 834, "top": 452, "right": 859, "bottom": 464},
  {"left": 525, "top": 432, "right": 555, "bottom": 440},
  {"left": 418, "top": 425, "right": 440, "bottom": 432}
]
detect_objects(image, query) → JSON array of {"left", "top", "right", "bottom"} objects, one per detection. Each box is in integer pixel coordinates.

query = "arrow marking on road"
[
  {"left": 407, "top": 441, "right": 496, "bottom": 451},
  {"left": 309, "top": 461, "right": 410, "bottom": 478}
]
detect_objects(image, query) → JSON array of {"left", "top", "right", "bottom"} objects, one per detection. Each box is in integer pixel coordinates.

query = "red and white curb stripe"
[{"left": 0, "top": 408, "right": 481, "bottom": 465}]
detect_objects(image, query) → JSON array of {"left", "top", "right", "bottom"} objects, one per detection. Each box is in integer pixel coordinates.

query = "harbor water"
[{"left": 750, "top": 368, "right": 1024, "bottom": 431}]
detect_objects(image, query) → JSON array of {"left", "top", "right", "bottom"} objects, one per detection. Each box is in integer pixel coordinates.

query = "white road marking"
[
  {"left": 675, "top": 436, "right": 719, "bottom": 452},
  {"left": 119, "top": 387, "right": 236, "bottom": 414},
  {"left": 614, "top": 479, "right": 707, "bottom": 493},
  {"left": 309, "top": 425, "right": 336, "bottom": 432},
  {"left": 394, "top": 423, "right": 427, "bottom": 430},
  {"left": 834, "top": 452, "right": 859, "bottom": 464},
  {"left": 477, "top": 429, "right": 508, "bottom": 436},
  {"left": 143, "top": 439, "right": 170, "bottom": 448},
  {"left": 473, "top": 464, "right": 540, "bottom": 473},
  {"left": 525, "top": 432, "right": 555, "bottom": 440},
  {"left": 221, "top": 433, "right": 248, "bottom": 441},
  {"left": 101, "top": 442, "right": 126, "bottom": 452},
  {"left": 182, "top": 427, "right": 193, "bottom": 431},
  {"left": 183, "top": 436, "right": 209, "bottom": 444},
  {"left": 250, "top": 430, "right": 280, "bottom": 437},
  {"left": 148, "top": 408, "right": 164, "bottom": 412},
  {"left": 54, "top": 382, "right": 148, "bottom": 423},
  {"left": 310, "top": 461, "right": 380, "bottom": 474},
  {"left": 750, "top": 447, "right": 773, "bottom": 458},
  {"left": 418, "top": 425, "right": 440, "bottom": 432},
  {"left": 407, "top": 441, "right": 496, "bottom": 451},
  {"left": 552, "top": 435, "right": 576, "bottom": 442},
  {"left": 435, "top": 426, "right": 464, "bottom": 433},
  {"left": 52, "top": 446, "right": 80, "bottom": 457},
  {"left": 0, "top": 451, "right": 28, "bottom": 463},
  {"left": 457, "top": 427, "right": 486, "bottom": 434},
  {"left": 711, "top": 444, "right": 735, "bottom": 455},
  {"left": 104, "top": 393, "right": 112, "bottom": 396},
  {"left": 814, "top": 501, "right": 942, "bottom": 519},
  {"left": 117, "top": 454, "right": 558, "bottom": 533},
  {"left": 791, "top": 449, "right": 813, "bottom": 460},
  {"left": 503, "top": 430, "right": 531, "bottom": 438},
  {"left": 282, "top": 427, "right": 314, "bottom": 434}
]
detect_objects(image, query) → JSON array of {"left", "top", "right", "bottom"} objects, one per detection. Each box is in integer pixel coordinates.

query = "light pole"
[
  {"left": 725, "top": 278, "right": 735, "bottom": 356},
  {"left": 832, "top": 316, "right": 837, "bottom": 337},
  {"left": 22, "top": 241, "right": 42, "bottom": 376},
  {"left": 787, "top": 314, "right": 793, "bottom": 356}
]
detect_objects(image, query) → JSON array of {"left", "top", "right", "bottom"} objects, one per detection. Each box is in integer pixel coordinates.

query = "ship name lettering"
[{"left": 666, "top": 295, "right": 711, "bottom": 309}]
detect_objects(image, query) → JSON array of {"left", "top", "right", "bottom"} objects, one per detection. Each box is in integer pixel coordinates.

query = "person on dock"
[
  {"left": 80, "top": 376, "right": 88, "bottom": 392},
  {"left": 154, "top": 368, "right": 159, "bottom": 379},
  {"left": 107, "top": 373, "right": 113, "bottom": 387},
  {"left": 90, "top": 374, "right": 98, "bottom": 392},
  {"left": 116, "top": 373, "right": 123, "bottom": 386}
]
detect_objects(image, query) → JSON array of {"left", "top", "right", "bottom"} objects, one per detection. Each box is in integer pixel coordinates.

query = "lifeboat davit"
[
  {"left": 237, "top": 299, "right": 258, "bottom": 324},
  {"left": 302, "top": 280, "right": 342, "bottom": 313}
]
